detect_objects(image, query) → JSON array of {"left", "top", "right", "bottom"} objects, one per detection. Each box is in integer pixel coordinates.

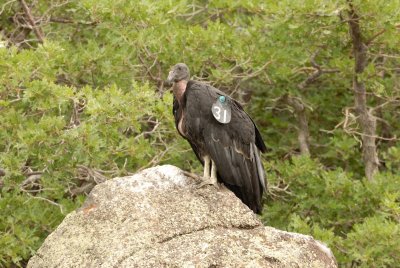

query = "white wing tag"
[{"left": 211, "top": 96, "right": 231, "bottom": 124}]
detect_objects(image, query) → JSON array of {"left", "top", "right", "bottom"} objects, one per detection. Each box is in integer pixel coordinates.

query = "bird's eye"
[{"left": 178, "top": 67, "right": 182, "bottom": 70}]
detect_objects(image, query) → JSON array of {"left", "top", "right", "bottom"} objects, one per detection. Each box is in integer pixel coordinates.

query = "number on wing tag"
[{"left": 211, "top": 95, "right": 231, "bottom": 124}]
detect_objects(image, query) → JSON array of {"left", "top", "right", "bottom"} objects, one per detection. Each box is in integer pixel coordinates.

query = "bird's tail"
[{"left": 223, "top": 144, "right": 266, "bottom": 214}]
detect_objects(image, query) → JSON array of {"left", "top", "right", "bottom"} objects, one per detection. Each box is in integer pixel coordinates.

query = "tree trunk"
[
  {"left": 347, "top": 2, "right": 379, "bottom": 180},
  {"left": 281, "top": 94, "right": 310, "bottom": 155}
]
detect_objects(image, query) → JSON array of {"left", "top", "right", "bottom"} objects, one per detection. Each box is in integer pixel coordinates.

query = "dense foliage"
[{"left": 0, "top": 0, "right": 399, "bottom": 266}]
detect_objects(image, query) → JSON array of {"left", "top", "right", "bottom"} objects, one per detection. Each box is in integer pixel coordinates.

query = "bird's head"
[{"left": 167, "top": 63, "right": 190, "bottom": 83}]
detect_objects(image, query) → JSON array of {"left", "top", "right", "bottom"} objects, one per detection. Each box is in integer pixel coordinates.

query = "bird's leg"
[
  {"left": 197, "top": 155, "right": 217, "bottom": 188},
  {"left": 203, "top": 155, "right": 210, "bottom": 179},
  {"left": 210, "top": 159, "right": 218, "bottom": 185}
]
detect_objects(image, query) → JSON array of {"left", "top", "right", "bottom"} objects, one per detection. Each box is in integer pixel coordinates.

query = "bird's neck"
[{"left": 173, "top": 80, "right": 188, "bottom": 104}]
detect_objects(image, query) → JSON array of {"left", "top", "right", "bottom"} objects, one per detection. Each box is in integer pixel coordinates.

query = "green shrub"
[
  {"left": 346, "top": 216, "right": 400, "bottom": 267},
  {"left": 262, "top": 156, "right": 400, "bottom": 266},
  {"left": 0, "top": 0, "right": 399, "bottom": 266}
]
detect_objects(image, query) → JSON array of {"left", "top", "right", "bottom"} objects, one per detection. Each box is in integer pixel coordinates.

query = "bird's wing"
[
  {"left": 184, "top": 81, "right": 266, "bottom": 213},
  {"left": 223, "top": 94, "right": 267, "bottom": 154},
  {"left": 173, "top": 92, "right": 204, "bottom": 164}
]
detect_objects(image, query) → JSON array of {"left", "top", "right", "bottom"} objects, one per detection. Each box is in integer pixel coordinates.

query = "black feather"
[{"left": 173, "top": 80, "right": 266, "bottom": 214}]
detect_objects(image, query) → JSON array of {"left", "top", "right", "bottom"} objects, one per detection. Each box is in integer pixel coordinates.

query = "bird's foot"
[
  {"left": 196, "top": 179, "right": 219, "bottom": 189},
  {"left": 181, "top": 171, "right": 218, "bottom": 189},
  {"left": 182, "top": 171, "right": 202, "bottom": 181}
]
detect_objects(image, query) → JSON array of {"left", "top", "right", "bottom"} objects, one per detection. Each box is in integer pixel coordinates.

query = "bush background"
[{"left": 0, "top": 0, "right": 399, "bottom": 267}]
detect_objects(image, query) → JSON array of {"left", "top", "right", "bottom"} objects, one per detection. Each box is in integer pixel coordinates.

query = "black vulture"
[{"left": 167, "top": 63, "right": 267, "bottom": 214}]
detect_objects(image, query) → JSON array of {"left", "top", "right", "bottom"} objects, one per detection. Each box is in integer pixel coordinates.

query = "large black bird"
[{"left": 167, "top": 63, "right": 267, "bottom": 214}]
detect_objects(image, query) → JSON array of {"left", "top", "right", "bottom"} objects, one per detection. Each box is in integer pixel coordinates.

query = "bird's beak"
[{"left": 167, "top": 70, "right": 175, "bottom": 83}]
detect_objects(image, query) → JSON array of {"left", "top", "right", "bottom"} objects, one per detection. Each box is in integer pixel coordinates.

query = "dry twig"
[
  {"left": 137, "top": 46, "right": 165, "bottom": 96},
  {"left": 69, "top": 165, "right": 112, "bottom": 196}
]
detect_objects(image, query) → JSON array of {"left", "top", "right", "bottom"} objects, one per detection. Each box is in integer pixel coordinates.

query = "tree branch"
[
  {"left": 19, "top": 0, "right": 44, "bottom": 43},
  {"left": 297, "top": 49, "right": 340, "bottom": 89},
  {"left": 49, "top": 16, "right": 98, "bottom": 26},
  {"left": 366, "top": 28, "right": 386, "bottom": 46}
]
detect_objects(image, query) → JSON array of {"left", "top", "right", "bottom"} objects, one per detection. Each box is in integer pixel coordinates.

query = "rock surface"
[{"left": 28, "top": 165, "right": 337, "bottom": 268}]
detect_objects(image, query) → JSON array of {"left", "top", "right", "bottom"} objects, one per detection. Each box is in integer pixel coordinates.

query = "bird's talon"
[
  {"left": 182, "top": 171, "right": 202, "bottom": 181},
  {"left": 196, "top": 180, "right": 218, "bottom": 189}
]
